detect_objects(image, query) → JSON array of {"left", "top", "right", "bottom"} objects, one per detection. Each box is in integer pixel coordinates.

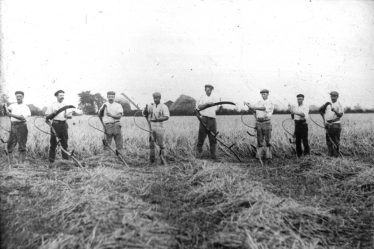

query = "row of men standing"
[
  {"left": 3, "top": 86, "right": 344, "bottom": 165},
  {"left": 196, "top": 85, "right": 344, "bottom": 159}
]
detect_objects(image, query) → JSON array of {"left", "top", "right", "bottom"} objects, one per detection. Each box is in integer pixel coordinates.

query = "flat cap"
[
  {"left": 54, "top": 90, "right": 65, "bottom": 96},
  {"left": 204, "top": 84, "right": 214, "bottom": 89},
  {"left": 152, "top": 92, "right": 161, "bottom": 97},
  {"left": 15, "top": 91, "right": 24, "bottom": 96},
  {"left": 296, "top": 94, "right": 304, "bottom": 98},
  {"left": 330, "top": 91, "right": 339, "bottom": 96},
  {"left": 260, "top": 89, "right": 269, "bottom": 94},
  {"left": 107, "top": 91, "right": 116, "bottom": 95}
]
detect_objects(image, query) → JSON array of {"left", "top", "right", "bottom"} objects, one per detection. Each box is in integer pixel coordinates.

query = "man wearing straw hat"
[
  {"left": 143, "top": 92, "right": 170, "bottom": 164},
  {"left": 320, "top": 91, "right": 344, "bottom": 157},
  {"left": 4, "top": 91, "right": 31, "bottom": 165},
  {"left": 245, "top": 89, "right": 274, "bottom": 160},
  {"left": 98, "top": 91, "right": 124, "bottom": 152}
]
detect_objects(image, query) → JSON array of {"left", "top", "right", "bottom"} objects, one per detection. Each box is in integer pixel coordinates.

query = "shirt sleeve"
[
  {"left": 265, "top": 101, "right": 274, "bottom": 115},
  {"left": 24, "top": 105, "right": 31, "bottom": 118},
  {"left": 8, "top": 104, "right": 13, "bottom": 112},
  {"left": 45, "top": 104, "right": 53, "bottom": 115},
  {"left": 338, "top": 103, "right": 344, "bottom": 114},
  {"left": 117, "top": 103, "right": 124, "bottom": 115},
  {"left": 302, "top": 105, "right": 309, "bottom": 119},
  {"left": 163, "top": 104, "right": 170, "bottom": 117}
]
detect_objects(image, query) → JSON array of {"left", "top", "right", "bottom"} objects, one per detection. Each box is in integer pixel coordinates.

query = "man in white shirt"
[
  {"left": 4, "top": 91, "right": 31, "bottom": 164},
  {"left": 98, "top": 91, "right": 124, "bottom": 152},
  {"left": 290, "top": 94, "right": 310, "bottom": 157},
  {"left": 45, "top": 90, "right": 72, "bottom": 163},
  {"left": 319, "top": 91, "right": 344, "bottom": 157},
  {"left": 143, "top": 92, "right": 170, "bottom": 164},
  {"left": 196, "top": 84, "right": 219, "bottom": 159},
  {"left": 245, "top": 89, "right": 274, "bottom": 159}
]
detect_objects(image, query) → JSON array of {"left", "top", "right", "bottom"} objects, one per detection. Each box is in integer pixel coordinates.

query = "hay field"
[{"left": 0, "top": 114, "right": 373, "bottom": 249}]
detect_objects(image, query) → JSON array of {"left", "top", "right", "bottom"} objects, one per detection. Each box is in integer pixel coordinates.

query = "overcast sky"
[{"left": 1, "top": 0, "right": 374, "bottom": 109}]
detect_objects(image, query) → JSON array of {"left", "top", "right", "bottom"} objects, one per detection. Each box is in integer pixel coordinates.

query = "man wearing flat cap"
[
  {"left": 245, "top": 89, "right": 274, "bottom": 159},
  {"left": 45, "top": 90, "right": 72, "bottom": 163},
  {"left": 320, "top": 91, "right": 344, "bottom": 157},
  {"left": 196, "top": 84, "right": 219, "bottom": 159},
  {"left": 290, "top": 94, "right": 310, "bottom": 157},
  {"left": 98, "top": 91, "right": 124, "bottom": 153},
  {"left": 4, "top": 91, "right": 31, "bottom": 164},
  {"left": 143, "top": 92, "right": 170, "bottom": 164}
]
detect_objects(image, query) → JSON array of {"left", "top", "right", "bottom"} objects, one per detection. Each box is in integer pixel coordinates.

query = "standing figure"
[
  {"left": 290, "top": 94, "right": 310, "bottom": 157},
  {"left": 320, "top": 91, "right": 344, "bottom": 157},
  {"left": 143, "top": 92, "right": 170, "bottom": 164},
  {"left": 45, "top": 90, "right": 72, "bottom": 163},
  {"left": 98, "top": 91, "right": 124, "bottom": 152},
  {"left": 5, "top": 91, "right": 31, "bottom": 164},
  {"left": 196, "top": 84, "right": 219, "bottom": 160},
  {"left": 246, "top": 89, "right": 274, "bottom": 159}
]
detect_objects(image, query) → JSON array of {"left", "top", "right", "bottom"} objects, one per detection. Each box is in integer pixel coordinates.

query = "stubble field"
[{"left": 0, "top": 114, "right": 373, "bottom": 249}]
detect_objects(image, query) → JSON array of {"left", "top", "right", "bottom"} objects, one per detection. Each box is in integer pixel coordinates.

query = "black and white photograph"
[{"left": 0, "top": 0, "right": 373, "bottom": 248}]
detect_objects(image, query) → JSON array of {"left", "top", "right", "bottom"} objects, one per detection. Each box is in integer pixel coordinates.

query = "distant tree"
[
  {"left": 27, "top": 104, "right": 43, "bottom": 116},
  {"left": 78, "top": 91, "right": 105, "bottom": 115},
  {"left": 353, "top": 103, "right": 363, "bottom": 113}
]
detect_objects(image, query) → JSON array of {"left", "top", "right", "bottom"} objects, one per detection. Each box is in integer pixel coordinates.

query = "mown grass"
[{"left": 0, "top": 114, "right": 373, "bottom": 248}]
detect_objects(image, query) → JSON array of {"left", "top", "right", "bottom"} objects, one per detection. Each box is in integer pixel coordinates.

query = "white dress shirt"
[
  {"left": 8, "top": 103, "right": 31, "bottom": 122},
  {"left": 293, "top": 104, "right": 309, "bottom": 121},
  {"left": 99, "top": 102, "right": 123, "bottom": 124},
  {"left": 45, "top": 102, "right": 72, "bottom": 121},
  {"left": 196, "top": 94, "right": 219, "bottom": 118},
  {"left": 254, "top": 99, "right": 274, "bottom": 120}
]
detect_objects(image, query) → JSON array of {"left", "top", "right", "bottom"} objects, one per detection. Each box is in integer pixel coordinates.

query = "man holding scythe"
[
  {"left": 143, "top": 92, "right": 169, "bottom": 165},
  {"left": 4, "top": 91, "right": 31, "bottom": 165},
  {"left": 98, "top": 91, "right": 124, "bottom": 154},
  {"left": 319, "top": 91, "right": 344, "bottom": 157},
  {"left": 245, "top": 89, "right": 274, "bottom": 160},
  {"left": 196, "top": 84, "right": 219, "bottom": 160},
  {"left": 45, "top": 90, "right": 74, "bottom": 163}
]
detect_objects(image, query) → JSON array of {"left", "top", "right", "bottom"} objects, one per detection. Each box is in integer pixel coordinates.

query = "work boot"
[
  {"left": 19, "top": 151, "right": 26, "bottom": 164},
  {"left": 265, "top": 146, "right": 272, "bottom": 159},
  {"left": 210, "top": 144, "right": 217, "bottom": 160}
]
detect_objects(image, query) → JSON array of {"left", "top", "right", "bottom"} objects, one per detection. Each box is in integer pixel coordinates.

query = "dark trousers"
[
  {"left": 197, "top": 116, "right": 217, "bottom": 156},
  {"left": 326, "top": 123, "right": 341, "bottom": 157},
  {"left": 7, "top": 122, "right": 28, "bottom": 153},
  {"left": 294, "top": 121, "right": 310, "bottom": 157},
  {"left": 49, "top": 121, "right": 69, "bottom": 162}
]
